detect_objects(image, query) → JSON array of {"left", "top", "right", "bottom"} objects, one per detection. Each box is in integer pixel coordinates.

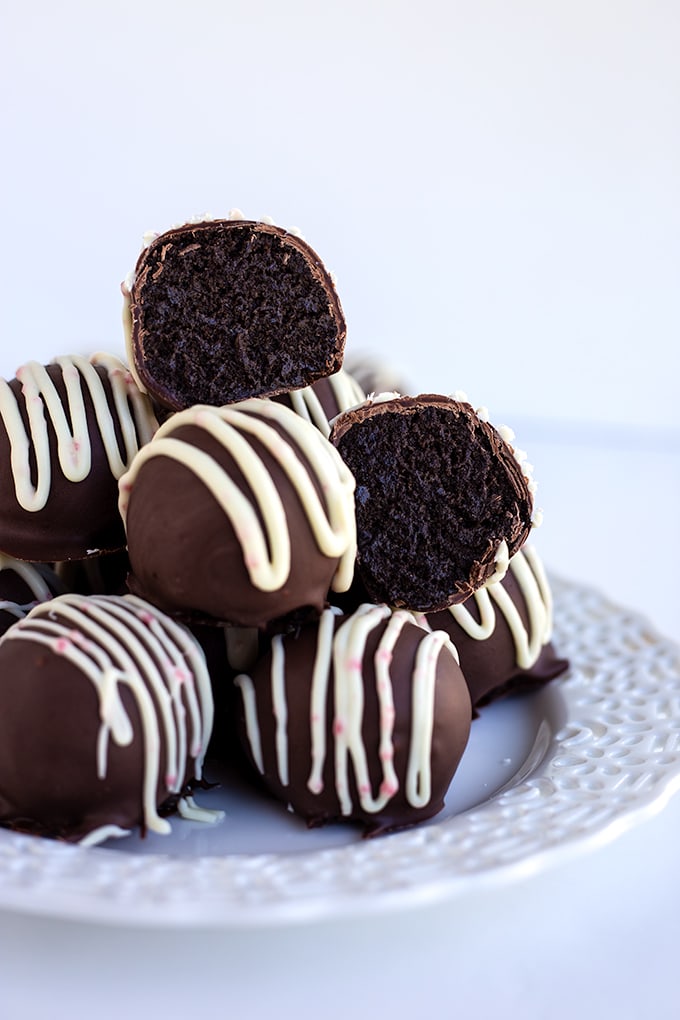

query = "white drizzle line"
[
  {"left": 307, "top": 605, "right": 341, "bottom": 794},
  {"left": 236, "top": 605, "right": 458, "bottom": 817},
  {"left": 0, "top": 554, "right": 54, "bottom": 617},
  {"left": 271, "top": 636, "right": 289, "bottom": 787},
  {"left": 119, "top": 399, "right": 357, "bottom": 595},
  {"left": 285, "top": 369, "right": 366, "bottom": 439},
  {"left": 123, "top": 210, "right": 311, "bottom": 292},
  {"left": 446, "top": 547, "right": 553, "bottom": 668},
  {"left": 448, "top": 393, "right": 540, "bottom": 528},
  {"left": 233, "top": 674, "right": 264, "bottom": 773},
  {"left": 2, "top": 593, "right": 218, "bottom": 844},
  {"left": 485, "top": 538, "right": 509, "bottom": 585},
  {"left": 407, "top": 629, "right": 449, "bottom": 807},
  {"left": 0, "top": 354, "right": 158, "bottom": 513}
]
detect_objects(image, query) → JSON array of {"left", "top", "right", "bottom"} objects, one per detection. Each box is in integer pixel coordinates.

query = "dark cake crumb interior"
[
  {"left": 135, "top": 225, "right": 340, "bottom": 406},
  {"left": 336, "top": 405, "right": 525, "bottom": 609}
]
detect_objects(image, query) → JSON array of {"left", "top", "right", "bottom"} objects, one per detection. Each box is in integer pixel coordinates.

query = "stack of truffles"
[{"left": 0, "top": 213, "right": 568, "bottom": 846}]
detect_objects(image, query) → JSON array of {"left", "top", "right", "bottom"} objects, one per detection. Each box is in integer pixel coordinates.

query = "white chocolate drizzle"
[
  {"left": 0, "top": 554, "right": 55, "bottom": 618},
  {"left": 285, "top": 369, "right": 366, "bottom": 438},
  {"left": 0, "top": 354, "right": 158, "bottom": 513},
  {"left": 446, "top": 547, "right": 553, "bottom": 668},
  {"left": 2, "top": 593, "right": 219, "bottom": 845},
  {"left": 119, "top": 399, "right": 357, "bottom": 594},
  {"left": 235, "top": 605, "right": 459, "bottom": 817}
]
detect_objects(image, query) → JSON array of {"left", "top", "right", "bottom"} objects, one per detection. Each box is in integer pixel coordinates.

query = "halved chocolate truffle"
[
  {"left": 119, "top": 398, "right": 357, "bottom": 629},
  {"left": 123, "top": 217, "right": 346, "bottom": 410},
  {"left": 426, "top": 546, "right": 569, "bottom": 709},
  {"left": 0, "top": 353, "right": 158, "bottom": 561},
  {"left": 0, "top": 593, "right": 218, "bottom": 845},
  {"left": 232, "top": 603, "right": 472, "bottom": 836},
  {"left": 329, "top": 394, "right": 536, "bottom": 612}
]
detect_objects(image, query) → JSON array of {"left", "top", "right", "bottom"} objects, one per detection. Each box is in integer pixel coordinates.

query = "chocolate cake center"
[
  {"left": 335, "top": 403, "right": 530, "bottom": 610},
  {"left": 132, "top": 223, "right": 343, "bottom": 407}
]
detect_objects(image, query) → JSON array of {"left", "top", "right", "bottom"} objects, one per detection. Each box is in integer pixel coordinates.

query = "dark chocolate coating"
[
  {"left": 0, "top": 360, "right": 156, "bottom": 562},
  {"left": 127, "top": 219, "right": 346, "bottom": 410},
  {"left": 123, "top": 408, "right": 348, "bottom": 628},
  {"left": 427, "top": 551, "right": 569, "bottom": 709},
  {"left": 0, "top": 594, "right": 213, "bottom": 843},
  {"left": 55, "top": 548, "right": 132, "bottom": 597},
  {"left": 0, "top": 559, "right": 65, "bottom": 636},
  {"left": 330, "top": 394, "right": 535, "bottom": 612},
  {"left": 271, "top": 368, "right": 365, "bottom": 436},
  {"left": 234, "top": 609, "right": 472, "bottom": 836}
]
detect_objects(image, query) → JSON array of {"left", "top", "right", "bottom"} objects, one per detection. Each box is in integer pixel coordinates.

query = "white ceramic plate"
[{"left": 0, "top": 576, "right": 678, "bottom": 929}]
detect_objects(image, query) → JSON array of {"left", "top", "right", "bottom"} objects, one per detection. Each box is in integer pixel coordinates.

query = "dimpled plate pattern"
[{"left": 0, "top": 577, "right": 678, "bottom": 928}]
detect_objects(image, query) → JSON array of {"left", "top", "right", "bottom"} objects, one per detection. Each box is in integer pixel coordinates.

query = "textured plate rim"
[{"left": 0, "top": 576, "right": 678, "bottom": 929}]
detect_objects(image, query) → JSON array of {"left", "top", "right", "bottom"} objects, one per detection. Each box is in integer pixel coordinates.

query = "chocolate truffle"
[
  {"left": 272, "top": 367, "right": 365, "bottom": 439},
  {"left": 232, "top": 603, "right": 472, "bottom": 835},
  {"left": 119, "top": 398, "right": 357, "bottom": 629},
  {"left": 0, "top": 353, "right": 158, "bottom": 561},
  {"left": 329, "top": 394, "right": 537, "bottom": 612},
  {"left": 426, "top": 546, "right": 569, "bottom": 710},
  {"left": 0, "top": 593, "right": 218, "bottom": 845},
  {"left": 0, "top": 554, "right": 64, "bottom": 636},
  {"left": 123, "top": 216, "right": 346, "bottom": 410}
]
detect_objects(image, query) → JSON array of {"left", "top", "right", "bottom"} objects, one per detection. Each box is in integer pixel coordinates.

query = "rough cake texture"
[
  {"left": 0, "top": 555, "right": 65, "bottom": 636},
  {"left": 330, "top": 394, "right": 535, "bottom": 612},
  {"left": 232, "top": 604, "right": 472, "bottom": 836},
  {"left": 125, "top": 219, "right": 346, "bottom": 409}
]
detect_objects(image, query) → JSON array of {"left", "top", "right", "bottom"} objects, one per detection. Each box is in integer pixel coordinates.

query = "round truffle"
[
  {"left": 123, "top": 217, "right": 346, "bottom": 410},
  {"left": 232, "top": 603, "right": 472, "bottom": 835},
  {"left": 426, "top": 546, "right": 569, "bottom": 710},
  {"left": 0, "top": 593, "right": 217, "bottom": 845},
  {"left": 119, "top": 398, "right": 357, "bottom": 629},
  {"left": 329, "top": 394, "right": 536, "bottom": 612},
  {"left": 0, "top": 353, "right": 158, "bottom": 561}
]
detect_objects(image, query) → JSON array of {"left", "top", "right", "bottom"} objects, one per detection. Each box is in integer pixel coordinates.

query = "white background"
[
  {"left": 1, "top": 1, "right": 678, "bottom": 430},
  {"left": 1, "top": 5, "right": 679, "bottom": 1018}
]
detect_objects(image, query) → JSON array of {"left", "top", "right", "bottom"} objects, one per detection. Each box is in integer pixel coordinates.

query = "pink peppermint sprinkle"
[
  {"left": 346, "top": 657, "right": 362, "bottom": 672},
  {"left": 376, "top": 649, "right": 392, "bottom": 664},
  {"left": 140, "top": 611, "right": 154, "bottom": 625},
  {"left": 165, "top": 773, "right": 177, "bottom": 788},
  {"left": 359, "top": 783, "right": 371, "bottom": 795},
  {"left": 379, "top": 748, "right": 394, "bottom": 762},
  {"left": 379, "top": 780, "right": 398, "bottom": 797},
  {"left": 333, "top": 719, "right": 345, "bottom": 736},
  {"left": 54, "top": 637, "right": 70, "bottom": 654}
]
